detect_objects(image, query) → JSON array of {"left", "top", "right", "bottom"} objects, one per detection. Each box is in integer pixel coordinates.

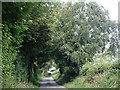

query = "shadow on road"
[{"left": 40, "top": 77, "right": 68, "bottom": 90}]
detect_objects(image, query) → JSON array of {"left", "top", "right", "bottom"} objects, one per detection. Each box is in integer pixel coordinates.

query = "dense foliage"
[
  {"left": 49, "top": 2, "right": 118, "bottom": 84},
  {"left": 64, "top": 55, "right": 119, "bottom": 88},
  {"left": 2, "top": 1, "right": 118, "bottom": 88},
  {"left": 2, "top": 2, "right": 53, "bottom": 87}
]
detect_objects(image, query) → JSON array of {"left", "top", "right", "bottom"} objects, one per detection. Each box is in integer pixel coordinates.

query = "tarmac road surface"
[{"left": 39, "top": 77, "right": 69, "bottom": 90}]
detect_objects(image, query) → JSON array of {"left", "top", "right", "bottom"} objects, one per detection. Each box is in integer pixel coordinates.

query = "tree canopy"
[{"left": 2, "top": 1, "right": 118, "bottom": 88}]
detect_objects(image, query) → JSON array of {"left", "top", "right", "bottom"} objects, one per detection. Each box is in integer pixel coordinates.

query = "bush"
[
  {"left": 57, "top": 66, "right": 79, "bottom": 85},
  {"left": 64, "top": 57, "right": 119, "bottom": 88}
]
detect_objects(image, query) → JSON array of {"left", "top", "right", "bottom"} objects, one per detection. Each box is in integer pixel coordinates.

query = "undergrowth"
[{"left": 64, "top": 59, "right": 119, "bottom": 88}]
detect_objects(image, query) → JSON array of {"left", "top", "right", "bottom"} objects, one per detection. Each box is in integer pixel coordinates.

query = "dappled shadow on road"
[
  {"left": 40, "top": 77, "right": 68, "bottom": 90},
  {"left": 40, "top": 88, "right": 68, "bottom": 90}
]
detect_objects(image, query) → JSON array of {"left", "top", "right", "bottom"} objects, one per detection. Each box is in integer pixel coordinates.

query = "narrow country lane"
[{"left": 40, "top": 77, "right": 69, "bottom": 90}]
